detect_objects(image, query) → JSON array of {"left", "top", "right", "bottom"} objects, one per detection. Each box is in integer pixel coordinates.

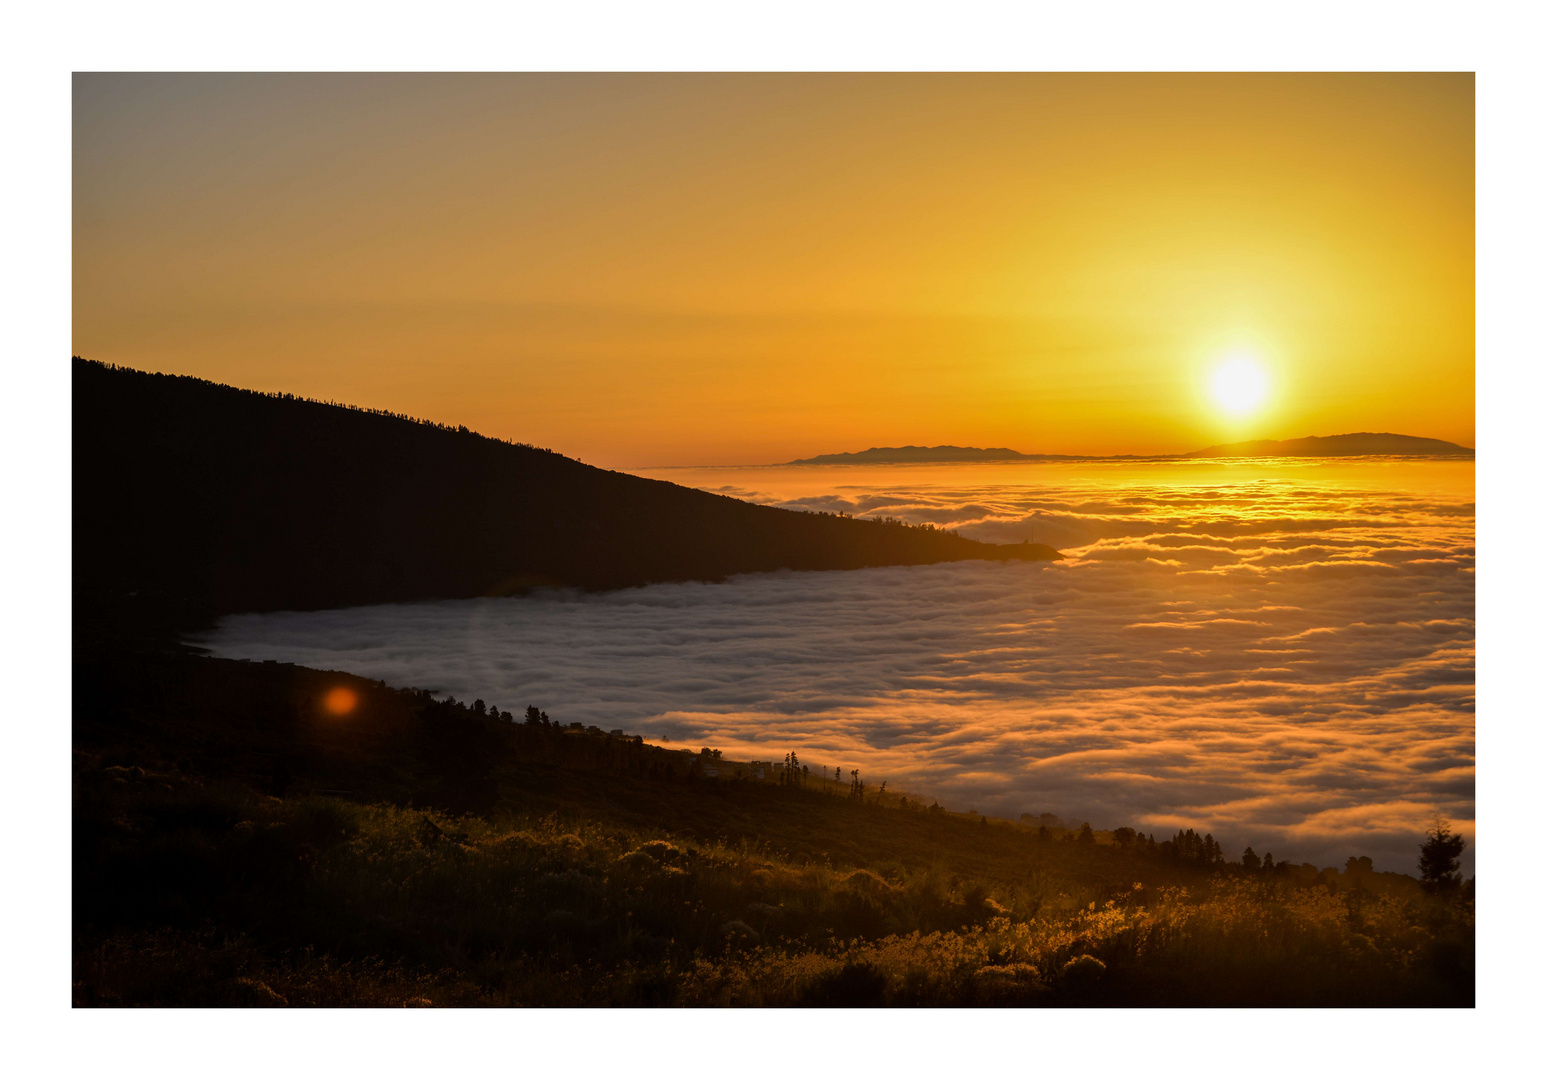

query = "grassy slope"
[{"left": 73, "top": 647, "right": 1473, "bottom": 1007}]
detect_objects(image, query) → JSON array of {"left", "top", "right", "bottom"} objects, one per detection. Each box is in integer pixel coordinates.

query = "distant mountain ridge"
[
  {"left": 74, "top": 359, "right": 1062, "bottom": 627},
  {"left": 783, "top": 432, "right": 1472, "bottom": 465},
  {"left": 1180, "top": 433, "right": 1473, "bottom": 458}
]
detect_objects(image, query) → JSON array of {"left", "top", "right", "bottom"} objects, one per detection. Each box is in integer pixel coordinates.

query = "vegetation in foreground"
[{"left": 74, "top": 648, "right": 1473, "bottom": 1007}]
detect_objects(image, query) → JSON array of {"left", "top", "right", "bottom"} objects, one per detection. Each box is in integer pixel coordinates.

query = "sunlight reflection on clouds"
[{"left": 202, "top": 466, "right": 1473, "bottom": 873}]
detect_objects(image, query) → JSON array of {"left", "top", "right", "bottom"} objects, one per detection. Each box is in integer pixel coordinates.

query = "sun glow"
[
  {"left": 1210, "top": 355, "right": 1271, "bottom": 419},
  {"left": 72, "top": 74, "right": 1475, "bottom": 461}
]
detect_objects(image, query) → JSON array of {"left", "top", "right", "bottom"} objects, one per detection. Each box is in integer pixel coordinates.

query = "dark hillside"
[
  {"left": 73, "top": 359, "right": 1060, "bottom": 626},
  {"left": 73, "top": 650, "right": 1473, "bottom": 1007}
]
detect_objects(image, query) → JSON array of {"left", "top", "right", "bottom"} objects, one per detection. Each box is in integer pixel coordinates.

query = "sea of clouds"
[{"left": 201, "top": 461, "right": 1474, "bottom": 874}]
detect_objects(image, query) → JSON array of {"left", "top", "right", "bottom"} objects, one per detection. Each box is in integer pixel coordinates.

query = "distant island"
[
  {"left": 783, "top": 432, "right": 1473, "bottom": 466},
  {"left": 785, "top": 445, "right": 1080, "bottom": 465}
]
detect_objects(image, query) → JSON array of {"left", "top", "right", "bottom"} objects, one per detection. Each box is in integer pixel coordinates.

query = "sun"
[{"left": 1210, "top": 354, "right": 1270, "bottom": 418}]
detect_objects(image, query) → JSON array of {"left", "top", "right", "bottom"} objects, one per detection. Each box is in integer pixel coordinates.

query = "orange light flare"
[{"left": 323, "top": 686, "right": 359, "bottom": 716}]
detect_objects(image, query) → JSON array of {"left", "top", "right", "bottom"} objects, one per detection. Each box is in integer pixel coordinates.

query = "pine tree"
[{"left": 1419, "top": 818, "right": 1466, "bottom": 895}]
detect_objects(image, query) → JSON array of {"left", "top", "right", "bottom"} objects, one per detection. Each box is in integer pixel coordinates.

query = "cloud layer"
[{"left": 202, "top": 463, "right": 1474, "bottom": 874}]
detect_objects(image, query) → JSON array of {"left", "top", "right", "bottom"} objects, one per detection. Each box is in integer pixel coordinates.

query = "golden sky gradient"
[{"left": 73, "top": 73, "right": 1473, "bottom": 466}]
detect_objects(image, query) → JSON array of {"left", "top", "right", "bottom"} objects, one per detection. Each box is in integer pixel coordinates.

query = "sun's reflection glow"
[{"left": 323, "top": 686, "right": 359, "bottom": 715}]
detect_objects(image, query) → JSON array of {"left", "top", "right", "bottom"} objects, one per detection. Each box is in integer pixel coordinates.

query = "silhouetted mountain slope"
[
  {"left": 74, "top": 359, "right": 1061, "bottom": 624},
  {"left": 1181, "top": 433, "right": 1473, "bottom": 457}
]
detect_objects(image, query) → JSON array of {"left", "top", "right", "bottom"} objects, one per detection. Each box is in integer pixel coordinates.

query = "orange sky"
[{"left": 73, "top": 73, "right": 1473, "bottom": 466}]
